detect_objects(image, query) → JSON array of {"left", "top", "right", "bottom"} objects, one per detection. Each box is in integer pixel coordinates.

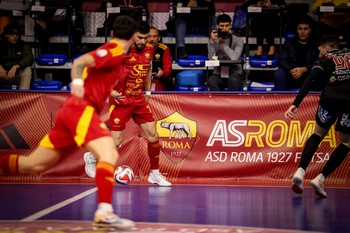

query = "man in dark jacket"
[
  {"left": 0, "top": 24, "right": 34, "bottom": 89},
  {"left": 274, "top": 16, "right": 319, "bottom": 91}
]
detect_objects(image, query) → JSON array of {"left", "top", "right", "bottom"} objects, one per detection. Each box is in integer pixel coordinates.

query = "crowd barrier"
[{"left": 1, "top": 91, "right": 349, "bottom": 187}]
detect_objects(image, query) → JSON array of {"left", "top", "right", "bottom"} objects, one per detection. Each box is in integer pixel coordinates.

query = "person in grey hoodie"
[{"left": 207, "top": 14, "right": 244, "bottom": 91}]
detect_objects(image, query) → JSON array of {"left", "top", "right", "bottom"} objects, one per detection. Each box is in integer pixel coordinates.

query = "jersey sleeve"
[
  {"left": 145, "top": 44, "right": 155, "bottom": 61},
  {"left": 162, "top": 46, "right": 172, "bottom": 77},
  {"left": 292, "top": 58, "right": 326, "bottom": 107},
  {"left": 89, "top": 42, "right": 125, "bottom": 69}
]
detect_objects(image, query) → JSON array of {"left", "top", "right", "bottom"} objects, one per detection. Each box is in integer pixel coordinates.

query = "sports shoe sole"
[
  {"left": 292, "top": 177, "right": 303, "bottom": 194},
  {"left": 93, "top": 219, "right": 135, "bottom": 229},
  {"left": 291, "top": 184, "right": 303, "bottom": 194},
  {"left": 310, "top": 181, "right": 327, "bottom": 198},
  {"left": 147, "top": 177, "right": 172, "bottom": 187}
]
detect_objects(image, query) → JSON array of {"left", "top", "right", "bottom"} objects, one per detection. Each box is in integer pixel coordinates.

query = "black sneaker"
[{"left": 177, "top": 47, "right": 188, "bottom": 59}]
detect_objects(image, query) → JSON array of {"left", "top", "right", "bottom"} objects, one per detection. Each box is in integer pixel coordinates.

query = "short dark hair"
[
  {"left": 216, "top": 14, "right": 232, "bottom": 25},
  {"left": 3, "top": 23, "right": 20, "bottom": 35},
  {"left": 319, "top": 35, "right": 341, "bottom": 49},
  {"left": 296, "top": 15, "right": 313, "bottom": 28},
  {"left": 136, "top": 21, "right": 150, "bottom": 34},
  {"left": 150, "top": 26, "right": 159, "bottom": 32},
  {"left": 112, "top": 15, "right": 137, "bottom": 40}
]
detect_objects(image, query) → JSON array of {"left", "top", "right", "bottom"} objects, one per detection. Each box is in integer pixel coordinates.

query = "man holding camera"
[{"left": 207, "top": 14, "right": 244, "bottom": 91}]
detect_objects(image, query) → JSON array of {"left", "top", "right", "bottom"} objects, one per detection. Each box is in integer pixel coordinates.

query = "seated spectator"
[
  {"left": 311, "top": 0, "right": 350, "bottom": 47},
  {"left": 32, "top": 0, "right": 85, "bottom": 54},
  {"left": 274, "top": 16, "right": 319, "bottom": 91},
  {"left": 175, "top": 0, "right": 216, "bottom": 58},
  {"left": 207, "top": 14, "right": 244, "bottom": 91},
  {"left": 147, "top": 26, "right": 174, "bottom": 91},
  {"left": 242, "top": 0, "right": 285, "bottom": 59},
  {"left": 0, "top": 24, "right": 34, "bottom": 89}
]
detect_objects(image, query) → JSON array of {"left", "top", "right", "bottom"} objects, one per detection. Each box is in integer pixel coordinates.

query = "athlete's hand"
[
  {"left": 110, "top": 90, "right": 125, "bottom": 104},
  {"left": 145, "top": 95, "right": 150, "bottom": 103},
  {"left": 71, "top": 83, "right": 84, "bottom": 98},
  {"left": 285, "top": 105, "right": 298, "bottom": 119}
]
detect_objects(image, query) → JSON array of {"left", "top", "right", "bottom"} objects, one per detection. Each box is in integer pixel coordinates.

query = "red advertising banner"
[{"left": 0, "top": 92, "right": 349, "bottom": 186}]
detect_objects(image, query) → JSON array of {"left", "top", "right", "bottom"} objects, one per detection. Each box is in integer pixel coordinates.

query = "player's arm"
[
  {"left": 284, "top": 66, "right": 324, "bottom": 119},
  {"left": 144, "top": 64, "right": 152, "bottom": 100},
  {"left": 70, "top": 53, "right": 96, "bottom": 98},
  {"left": 161, "top": 47, "right": 172, "bottom": 78},
  {"left": 110, "top": 89, "right": 125, "bottom": 104}
]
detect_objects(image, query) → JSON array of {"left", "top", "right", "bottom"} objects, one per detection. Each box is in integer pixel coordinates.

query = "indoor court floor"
[{"left": 0, "top": 183, "right": 349, "bottom": 233}]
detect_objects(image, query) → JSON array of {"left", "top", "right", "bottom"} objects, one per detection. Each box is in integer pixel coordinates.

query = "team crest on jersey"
[
  {"left": 157, "top": 112, "right": 198, "bottom": 164},
  {"left": 155, "top": 54, "right": 160, "bottom": 60},
  {"left": 145, "top": 53, "right": 151, "bottom": 60},
  {"left": 330, "top": 76, "right": 336, "bottom": 83},
  {"left": 113, "top": 118, "right": 120, "bottom": 125},
  {"left": 96, "top": 49, "right": 108, "bottom": 57}
]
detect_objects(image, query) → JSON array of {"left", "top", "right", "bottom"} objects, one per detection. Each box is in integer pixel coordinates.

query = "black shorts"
[{"left": 315, "top": 103, "right": 350, "bottom": 134}]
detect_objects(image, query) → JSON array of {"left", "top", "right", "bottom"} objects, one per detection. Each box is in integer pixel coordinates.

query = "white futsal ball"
[{"left": 114, "top": 165, "right": 134, "bottom": 185}]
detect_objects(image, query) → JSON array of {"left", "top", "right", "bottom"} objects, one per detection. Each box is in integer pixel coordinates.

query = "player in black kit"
[{"left": 285, "top": 35, "right": 350, "bottom": 198}]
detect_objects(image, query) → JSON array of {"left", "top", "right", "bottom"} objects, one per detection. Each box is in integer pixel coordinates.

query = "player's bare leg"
[
  {"left": 140, "top": 121, "right": 172, "bottom": 187},
  {"left": 85, "top": 136, "right": 135, "bottom": 229}
]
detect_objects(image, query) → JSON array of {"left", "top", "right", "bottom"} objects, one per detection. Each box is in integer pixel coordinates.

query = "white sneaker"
[
  {"left": 93, "top": 211, "right": 135, "bottom": 229},
  {"left": 83, "top": 152, "right": 97, "bottom": 178},
  {"left": 148, "top": 173, "right": 172, "bottom": 187},
  {"left": 292, "top": 167, "right": 305, "bottom": 194},
  {"left": 310, "top": 173, "right": 327, "bottom": 198}
]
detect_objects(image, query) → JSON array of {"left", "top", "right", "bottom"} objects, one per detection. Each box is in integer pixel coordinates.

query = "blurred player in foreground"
[
  {"left": 0, "top": 16, "right": 137, "bottom": 229},
  {"left": 84, "top": 21, "right": 172, "bottom": 187},
  {"left": 285, "top": 35, "right": 350, "bottom": 198}
]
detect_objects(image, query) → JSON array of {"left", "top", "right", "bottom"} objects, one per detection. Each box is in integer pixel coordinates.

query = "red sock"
[
  {"left": 0, "top": 155, "right": 19, "bottom": 175},
  {"left": 95, "top": 161, "right": 115, "bottom": 204},
  {"left": 148, "top": 141, "right": 160, "bottom": 170}
]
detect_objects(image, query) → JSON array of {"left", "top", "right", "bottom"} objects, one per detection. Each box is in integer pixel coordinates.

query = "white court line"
[{"left": 20, "top": 187, "right": 97, "bottom": 222}]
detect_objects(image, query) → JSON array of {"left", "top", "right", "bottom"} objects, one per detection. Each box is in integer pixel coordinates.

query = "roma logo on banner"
[{"left": 157, "top": 112, "right": 198, "bottom": 164}]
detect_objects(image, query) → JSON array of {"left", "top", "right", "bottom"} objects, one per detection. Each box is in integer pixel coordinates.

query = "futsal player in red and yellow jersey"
[
  {"left": 83, "top": 21, "right": 172, "bottom": 186},
  {"left": 0, "top": 16, "right": 137, "bottom": 229}
]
